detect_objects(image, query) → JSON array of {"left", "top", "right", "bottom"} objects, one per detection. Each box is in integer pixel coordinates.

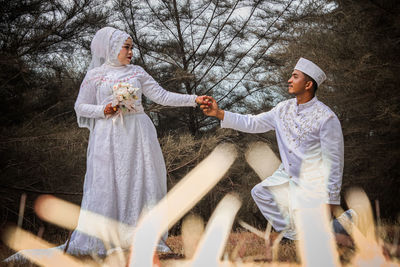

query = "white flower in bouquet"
[{"left": 111, "top": 82, "right": 139, "bottom": 114}]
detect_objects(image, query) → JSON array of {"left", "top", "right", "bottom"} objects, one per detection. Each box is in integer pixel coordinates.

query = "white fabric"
[
  {"left": 70, "top": 63, "right": 197, "bottom": 255},
  {"left": 251, "top": 165, "right": 297, "bottom": 240},
  {"left": 294, "top": 58, "right": 326, "bottom": 86},
  {"left": 252, "top": 162, "right": 345, "bottom": 240},
  {"left": 108, "top": 29, "right": 131, "bottom": 66},
  {"left": 4, "top": 28, "right": 196, "bottom": 261},
  {"left": 79, "top": 27, "right": 131, "bottom": 131},
  {"left": 221, "top": 96, "right": 344, "bottom": 205},
  {"left": 88, "top": 27, "right": 131, "bottom": 71}
]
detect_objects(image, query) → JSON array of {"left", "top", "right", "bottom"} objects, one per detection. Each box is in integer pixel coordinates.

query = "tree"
[
  {"left": 113, "top": 0, "right": 314, "bottom": 135},
  {"left": 0, "top": 0, "right": 109, "bottom": 125}
]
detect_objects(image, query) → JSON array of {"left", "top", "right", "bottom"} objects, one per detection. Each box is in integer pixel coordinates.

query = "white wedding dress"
[
  {"left": 67, "top": 63, "right": 197, "bottom": 255},
  {"left": 3, "top": 27, "right": 196, "bottom": 263}
]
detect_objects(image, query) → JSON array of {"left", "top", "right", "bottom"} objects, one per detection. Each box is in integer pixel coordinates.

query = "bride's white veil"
[{"left": 88, "top": 27, "right": 131, "bottom": 70}]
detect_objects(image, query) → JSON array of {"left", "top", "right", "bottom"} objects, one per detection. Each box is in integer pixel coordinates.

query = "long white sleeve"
[
  {"left": 221, "top": 109, "right": 277, "bottom": 133},
  {"left": 137, "top": 67, "right": 197, "bottom": 107},
  {"left": 320, "top": 115, "right": 344, "bottom": 205},
  {"left": 74, "top": 73, "right": 106, "bottom": 130}
]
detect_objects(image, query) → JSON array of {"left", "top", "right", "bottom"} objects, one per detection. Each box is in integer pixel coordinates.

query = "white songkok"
[{"left": 294, "top": 57, "right": 326, "bottom": 86}]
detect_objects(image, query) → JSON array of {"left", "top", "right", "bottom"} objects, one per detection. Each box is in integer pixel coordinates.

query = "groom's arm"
[
  {"left": 201, "top": 97, "right": 276, "bottom": 133},
  {"left": 221, "top": 111, "right": 276, "bottom": 133}
]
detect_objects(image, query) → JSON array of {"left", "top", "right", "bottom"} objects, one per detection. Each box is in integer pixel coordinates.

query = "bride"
[
  {"left": 3, "top": 26, "right": 207, "bottom": 263},
  {"left": 69, "top": 26, "right": 206, "bottom": 255}
]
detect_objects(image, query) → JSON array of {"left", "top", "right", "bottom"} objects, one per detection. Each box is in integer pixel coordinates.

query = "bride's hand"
[
  {"left": 195, "top": 95, "right": 211, "bottom": 105},
  {"left": 104, "top": 103, "right": 118, "bottom": 115}
]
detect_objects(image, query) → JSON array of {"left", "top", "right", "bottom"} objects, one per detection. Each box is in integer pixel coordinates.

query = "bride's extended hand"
[
  {"left": 195, "top": 95, "right": 210, "bottom": 105},
  {"left": 104, "top": 103, "right": 118, "bottom": 115}
]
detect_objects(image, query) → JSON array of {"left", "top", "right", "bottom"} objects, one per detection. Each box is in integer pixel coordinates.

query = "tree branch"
[
  {"left": 144, "top": 0, "right": 180, "bottom": 43},
  {"left": 211, "top": 0, "right": 295, "bottom": 102},
  {"left": 194, "top": 0, "right": 261, "bottom": 92}
]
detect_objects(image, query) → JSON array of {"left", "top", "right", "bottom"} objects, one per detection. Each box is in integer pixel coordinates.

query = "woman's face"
[{"left": 118, "top": 38, "right": 133, "bottom": 65}]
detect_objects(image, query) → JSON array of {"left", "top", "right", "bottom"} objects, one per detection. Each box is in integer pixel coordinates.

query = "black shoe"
[{"left": 280, "top": 237, "right": 294, "bottom": 245}]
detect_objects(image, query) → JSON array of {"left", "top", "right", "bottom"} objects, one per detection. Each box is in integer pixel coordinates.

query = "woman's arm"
[
  {"left": 138, "top": 67, "right": 198, "bottom": 107},
  {"left": 74, "top": 72, "right": 117, "bottom": 130},
  {"left": 74, "top": 73, "right": 107, "bottom": 119}
]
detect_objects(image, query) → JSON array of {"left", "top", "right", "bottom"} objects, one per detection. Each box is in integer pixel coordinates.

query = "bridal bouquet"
[{"left": 111, "top": 82, "right": 139, "bottom": 114}]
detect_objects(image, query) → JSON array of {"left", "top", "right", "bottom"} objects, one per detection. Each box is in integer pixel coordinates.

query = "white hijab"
[{"left": 88, "top": 27, "right": 131, "bottom": 70}]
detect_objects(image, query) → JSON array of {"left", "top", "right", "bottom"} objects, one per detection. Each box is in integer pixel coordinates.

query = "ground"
[{"left": 1, "top": 231, "right": 370, "bottom": 266}]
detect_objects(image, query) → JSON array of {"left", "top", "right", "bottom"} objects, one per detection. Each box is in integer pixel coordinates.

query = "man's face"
[{"left": 288, "top": 70, "right": 308, "bottom": 95}]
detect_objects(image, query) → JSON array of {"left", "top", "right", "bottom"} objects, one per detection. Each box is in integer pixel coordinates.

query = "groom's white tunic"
[{"left": 221, "top": 96, "right": 344, "bottom": 238}]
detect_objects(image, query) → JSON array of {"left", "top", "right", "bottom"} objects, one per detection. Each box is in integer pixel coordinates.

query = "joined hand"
[{"left": 199, "top": 96, "right": 224, "bottom": 120}]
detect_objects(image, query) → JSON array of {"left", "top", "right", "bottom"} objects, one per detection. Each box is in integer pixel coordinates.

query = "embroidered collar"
[{"left": 296, "top": 96, "right": 318, "bottom": 112}]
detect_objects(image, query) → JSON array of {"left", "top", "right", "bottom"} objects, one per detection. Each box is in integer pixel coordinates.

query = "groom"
[{"left": 201, "top": 58, "right": 353, "bottom": 241}]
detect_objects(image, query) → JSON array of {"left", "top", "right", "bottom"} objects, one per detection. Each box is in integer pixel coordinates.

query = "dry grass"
[
  {"left": 0, "top": 230, "right": 373, "bottom": 266},
  {"left": 1, "top": 118, "right": 399, "bottom": 266},
  {"left": 0, "top": 231, "right": 297, "bottom": 265},
  {"left": 0, "top": 118, "right": 267, "bottom": 234},
  {"left": 164, "top": 231, "right": 299, "bottom": 263}
]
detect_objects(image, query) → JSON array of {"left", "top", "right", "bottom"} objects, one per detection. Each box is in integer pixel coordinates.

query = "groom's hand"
[{"left": 200, "top": 96, "right": 224, "bottom": 120}]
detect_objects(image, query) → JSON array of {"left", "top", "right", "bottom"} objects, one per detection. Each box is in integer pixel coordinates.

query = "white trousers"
[
  {"left": 251, "top": 162, "right": 352, "bottom": 241},
  {"left": 251, "top": 181, "right": 297, "bottom": 240}
]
